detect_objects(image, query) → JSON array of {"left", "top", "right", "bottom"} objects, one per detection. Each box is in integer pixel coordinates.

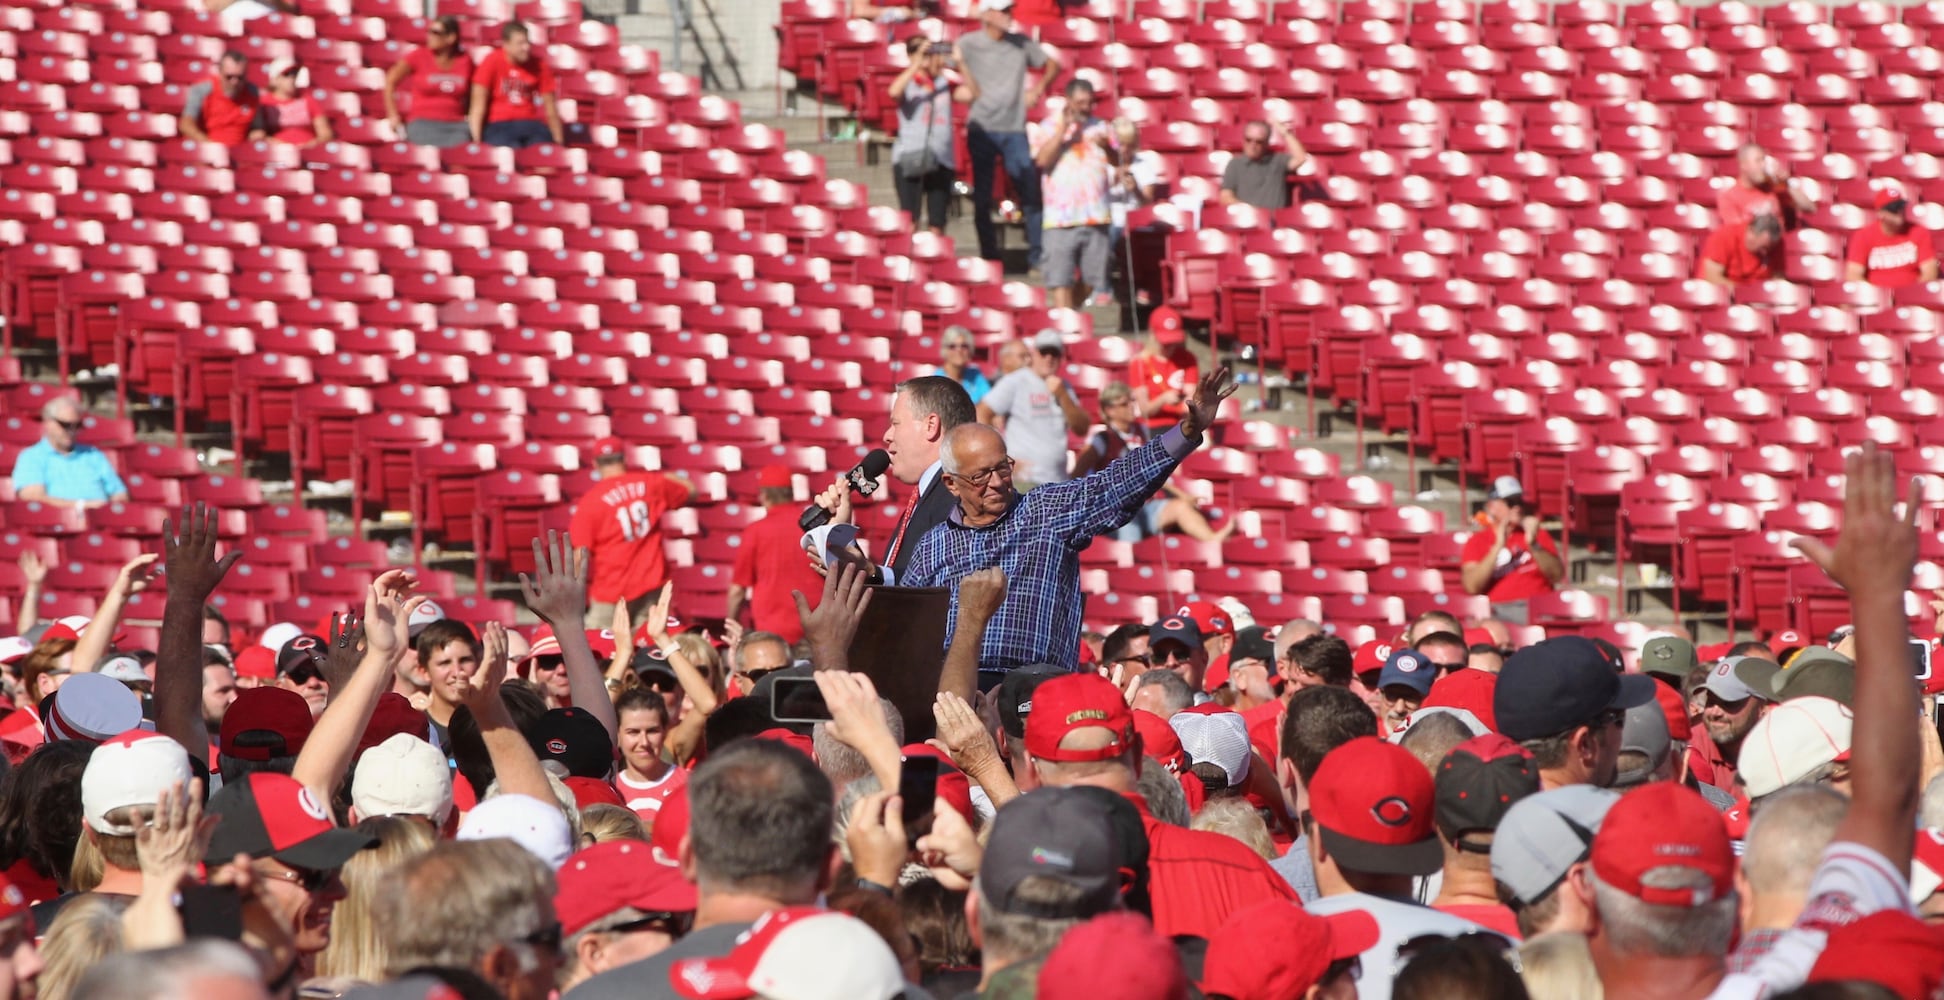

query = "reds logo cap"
[
  {"left": 204, "top": 772, "right": 378, "bottom": 872},
  {"left": 1175, "top": 600, "right": 1235, "bottom": 639},
  {"left": 528, "top": 707, "right": 618, "bottom": 780},
  {"left": 1308, "top": 736, "right": 1443, "bottom": 877},
  {"left": 1024, "top": 673, "right": 1136, "bottom": 764},
  {"left": 1590, "top": 782, "right": 1733, "bottom": 908},
  {"left": 1353, "top": 640, "right": 1393, "bottom": 678}
]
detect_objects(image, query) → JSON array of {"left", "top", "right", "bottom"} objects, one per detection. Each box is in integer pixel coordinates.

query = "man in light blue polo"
[{"left": 11, "top": 397, "right": 127, "bottom": 508}]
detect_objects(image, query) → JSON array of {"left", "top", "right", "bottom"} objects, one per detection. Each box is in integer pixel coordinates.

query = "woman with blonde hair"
[
  {"left": 579, "top": 804, "right": 648, "bottom": 846},
  {"left": 36, "top": 894, "right": 122, "bottom": 1000},
  {"left": 311, "top": 816, "right": 437, "bottom": 987},
  {"left": 1519, "top": 931, "right": 1603, "bottom": 1000}
]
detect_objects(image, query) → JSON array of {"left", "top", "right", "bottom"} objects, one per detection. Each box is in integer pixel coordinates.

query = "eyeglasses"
[
  {"left": 947, "top": 457, "right": 1015, "bottom": 489},
  {"left": 1036, "top": 347, "right": 1064, "bottom": 358},
  {"left": 1154, "top": 646, "right": 1196, "bottom": 665},
  {"left": 1592, "top": 707, "right": 1626, "bottom": 729},
  {"left": 258, "top": 865, "right": 334, "bottom": 894},
  {"left": 530, "top": 655, "right": 567, "bottom": 673},
  {"left": 220, "top": 72, "right": 245, "bottom": 82},
  {"left": 1113, "top": 654, "right": 1152, "bottom": 669},
  {"left": 1702, "top": 692, "right": 1750, "bottom": 713},
  {"left": 1243, "top": 134, "right": 1268, "bottom": 145},
  {"left": 610, "top": 911, "right": 694, "bottom": 937},
  {"left": 1426, "top": 661, "right": 1467, "bottom": 673},
  {"left": 283, "top": 663, "right": 325, "bottom": 686},
  {"left": 47, "top": 418, "right": 81, "bottom": 431},
  {"left": 944, "top": 342, "right": 972, "bottom": 350},
  {"left": 520, "top": 921, "right": 564, "bottom": 955}
]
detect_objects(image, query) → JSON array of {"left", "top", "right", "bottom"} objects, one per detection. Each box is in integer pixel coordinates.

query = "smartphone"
[
  {"left": 899, "top": 755, "right": 940, "bottom": 836},
  {"left": 178, "top": 883, "right": 244, "bottom": 941},
  {"left": 1913, "top": 638, "right": 1933, "bottom": 681},
  {"left": 771, "top": 675, "right": 832, "bottom": 724}
]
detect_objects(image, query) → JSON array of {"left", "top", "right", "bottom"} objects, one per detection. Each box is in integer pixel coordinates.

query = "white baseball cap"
[
  {"left": 457, "top": 793, "right": 575, "bottom": 870},
  {"left": 82, "top": 731, "right": 193, "bottom": 835},
  {"left": 97, "top": 655, "right": 149, "bottom": 686},
  {"left": 979, "top": 0, "right": 1015, "bottom": 11},
  {"left": 1168, "top": 711, "right": 1251, "bottom": 787},
  {"left": 669, "top": 908, "right": 904, "bottom": 1000},
  {"left": 352, "top": 734, "right": 454, "bottom": 825},
  {"left": 1486, "top": 476, "right": 1524, "bottom": 501},
  {"left": 0, "top": 637, "right": 31, "bottom": 666},
  {"left": 407, "top": 600, "right": 446, "bottom": 639},
  {"left": 1738, "top": 696, "right": 1852, "bottom": 798},
  {"left": 258, "top": 622, "right": 304, "bottom": 655}
]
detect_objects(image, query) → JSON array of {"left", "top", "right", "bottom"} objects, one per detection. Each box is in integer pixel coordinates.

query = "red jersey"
[
  {"left": 189, "top": 77, "right": 263, "bottom": 146},
  {"left": 1716, "top": 183, "right": 1783, "bottom": 229},
  {"left": 569, "top": 472, "right": 692, "bottom": 603},
  {"left": 1434, "top": 902, "right": 1522, "bottom": 939},
  {"left": 617, "top": 766, "right": 688, "bottom": 827},
  {"left": 1846, "top": 224, "right": 1936, "bottom": 288},
  {"left": 731, "top": 506, "right": 824, "bottom": 644},
  {"left": 472, "top": 48, "right": 555, "bottom": 123},
  {"left": 1243, "top": 698, "right": 1282, "bottom": 765},
  {"left": 1128, "top": 348, "right": 1198, "bottom": 431},
  {"left": 1698, "top": 223, "right": 1784, "bottom": 284},
  {"left": 404, "top": 46, "right": 472, "bottom": 121},
  {"left": 1126, "top": 792, "right": 1296, "bottom": 938},
  {"left": 1459, "top": 527, "right": 1560, "bottom": 603}
]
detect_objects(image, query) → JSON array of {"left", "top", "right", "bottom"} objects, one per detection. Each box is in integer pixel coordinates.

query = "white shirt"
[
  {"left": 877, "top": 460, "right": 943, "bottom": 587},
  {"left": 1703, "top": 840, "right": 1913, "bottom": 999},
  {"left": 1306, "top": 891, "right": 1500, "bottom": 1000}
]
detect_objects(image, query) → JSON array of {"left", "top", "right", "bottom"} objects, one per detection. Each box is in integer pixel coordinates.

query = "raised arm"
[
  {"left": 470, "top": 620, "right": 556, "bottom": 803},
  {"left": 940, "top": 568, "right": 1004, "bottom": 701},
  {"left": 797, "top": 562, "right": 873, "bottom": 674},
  {"left": 72, "top": 554, "right": 159, "bottom": 673},
  {"left": 14, "top": 552, "right": 45, "bottom": 638},
  {"left": 519, "top": 532, "right": 617, "bottom": 738},
  {"left": 1790, "top": 444, "right": 1923, "bottom": 872},
  {"left": 158, "top": 504, "right": 242, "bottom": 762},
  {"left": 1061, "top": 366, "right": 1235, "bottom": 541},
  {"left": 292, "top": 572, "right": 426, "bottom": 802}
]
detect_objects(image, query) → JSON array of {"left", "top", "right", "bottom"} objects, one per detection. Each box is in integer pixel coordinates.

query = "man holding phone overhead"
[
  {"left": 901, "top": 367, "right": 1238, "bottom": 679},
  {"left": 1460, "top": 476, "right": 1563, "bottom": 612}
]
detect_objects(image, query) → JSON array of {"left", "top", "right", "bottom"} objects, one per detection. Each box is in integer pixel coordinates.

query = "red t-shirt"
[
  {"left": 1716, "top": 183, "right": 1783, "bottom": 229},
  {"left": 731, "top": 506, "right": 825, "bottom": 644},
  {"left": 1459, "top": 527, "right": 1560, "bottom": 603},
  {"left": 1434, "top": 902, "right": 1523, "bottom": 939},
  {"left": 405, "top": 46, "right": 473, "bottom": 122},
  {"left": 616, "top": 766, "right": 687, "bottom": 828},
  {"left": 1128, "top": 348, "right": 1198, "bottom": 431},
  {"left": 1698, "top": 223, "right": 1785, "bottom": 284},
  {"left": 472, "top": 48, "right": 555, "bottom": 123},
  {"left": 1243, "top": 698, "right": 1283, "bottom": 766},
  {"left": 262, "top": 93, "right": 322, "bottom": 145},
  {"left": 1846, "top": 225, "right": 1936, "bottom": 288},
  {"left": 1127, "top": 792, "right": 1297, "bottom": 938},
  {"left": 569, "top": 472, "right": 693, "bottom": 603},
  {"left": 192, "top": 77, "right": 264, "bottom": 146}
]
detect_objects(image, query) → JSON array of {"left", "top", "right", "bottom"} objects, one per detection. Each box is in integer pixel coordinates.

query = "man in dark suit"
[{"left": 811, "top": 375, "right": 976, "bottom": 582}]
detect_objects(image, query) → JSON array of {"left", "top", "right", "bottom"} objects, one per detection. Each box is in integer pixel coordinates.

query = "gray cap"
[
  {"left": 1614, "top": 698, "right": 1671, "bottom": 789},
  {"left": 1701, "top": 657, "right": 1764, "bottom": 703},
  {"left": 1771, "top": 647, "right": 1855, "bottom": 705},
  {"left": 1489, "top": 785, "right": 1620, "bottom": 906}
]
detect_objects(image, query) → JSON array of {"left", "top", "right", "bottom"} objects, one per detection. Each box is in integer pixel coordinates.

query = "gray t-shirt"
[
  {"left": 1220, "top": 152, "right": 1292, "bottom": 209},
  {"left": 959, "top": 30, "right": 1049, "bottom": 133},
  {"left": 892, "top": 77, "right": 955, "bottom": 170},
  {"left": 564, "top": 922, "right": 751, "bottom": 1000},
  {"left": 982, "top": 367, "right": 1077, "bottom": 486}
]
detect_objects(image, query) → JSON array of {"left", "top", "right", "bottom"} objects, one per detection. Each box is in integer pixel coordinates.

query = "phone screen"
[
  {"left": 899, "top": 755, "right": 940, "bottom": 835},
  {"left": 1912, "top": 638, "right": 1933, "bottom": 680},
  {"left": 771, "top": 676, "right": 832, "bottom": 724}
]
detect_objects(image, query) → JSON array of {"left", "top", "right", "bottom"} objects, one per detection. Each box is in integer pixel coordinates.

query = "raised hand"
[
  {"left": 1791, "top": 443, "right": 1922, "bottom": 599},
  {"left": 955, "top": 567, "right": 1007, "bottom": 626},
  {"left": 113, "top": 553, "right": 161, "bottom": 595},
  {"left": 467, "top": 619, "right": 511, "bottom": 709},
  {"left": 136, "top": 779, "right": 215, "bottom": 891},
  {"left": 796, "top": 561, "right": 874, "bottom": 666},
  {"left": 929, "top": 690, "right": 1002, "bottom": 775},
  {"left": 915, "top": 799, "right": 981, "bottom": 889},
  {"left": 817, "top": 669, "right": 894, "bottom": 753},
  {"left": 361, "top": 569, "right": 425, "bottom": 665},
  {"left": 642, "top": 581, "right": 675, "bottom": 648},
  {"left": 18, "top": 552, "right": 46, "bottom": 586},
  {"left": 162, "top": 503, "right": 243, "bottom": 602},
  {"left": 322, "top": 609, "right": 367, "bottom": 691},
  {"left": 518, "top": 531, "right": 590, "bottom": 626},
  {"left": 1180, "top": 365, "right": 1238, "bottom": 438},
  {"left": 844, "top": 789, "right": 909, "bottom": 887}
]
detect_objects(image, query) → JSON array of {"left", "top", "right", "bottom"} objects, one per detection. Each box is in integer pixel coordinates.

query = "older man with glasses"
[
  {"left": 178, "top": 50, "right": 265, "bottom": 146},
  {"left": 11, "top": 398, "right": 127, "bottom": 509},
  {"left": 904, "top": 367, "right": 1236, "bottom": 680},
  {"left": 1218, "top": 118, "right": 1309, "bottom": 210}
]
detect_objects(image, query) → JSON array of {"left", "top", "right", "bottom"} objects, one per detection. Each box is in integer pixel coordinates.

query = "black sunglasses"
[
  {"left": 48, "top": 418, "right": 81, "bottom": 430},
  {"left": 282, "top": 662, "right": 324, "bottom": 686},
  {"left": 610, "top": 911, "right": 693, "bottom": 937},
  {"left": 521, "top": 921, "right": 564, "bottom": 955},
  {"left": 738, "top": 665, "right": 784, "bottom": 686}
]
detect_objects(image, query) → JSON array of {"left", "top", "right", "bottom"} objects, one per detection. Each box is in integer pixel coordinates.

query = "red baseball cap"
[
  {"left": 592, "top": 436, "right": 625, "bottom": 459},
  {"left": 233, "top": 646, "right": 278, "bottom": 681},
  {"left": 1420, "top": 668, "right": 1499, "bottom": 733},
  {"left": 1768, "top": 629, "right": 1806, "bottom": 654},
  {"left": 1462, "top": 627, "right": 1497, "bottom": 649},
  {"left": 754, "top": 728, "right": 816, "bottom": 760},
  {"left": 1590, "top": 782, "right": 1733, "bottom": 907},
  {"left": 556, "top": 840, "right": 698, "bottom": 937},
  {"left": 756, "top": 465, "right": 793, "bottom": 490},
  {"left": 650, "top": 783, "right": 689, "bottom": 865},
  {"left": 1808, "top": 910, "right": 1944, "bottom": 998},
  {"left": 1041, "top": 912, "right": 1187, "bottom": 1000},
  {"left": 564, "top": 776, "right": 626, "bottom": 810},
  {"left": 1023, "top": 673, "right": 1136, "bottom": 763},
  {"left": 204, "top": 772, "right": 377, "bottom": 870},
  {"left": 585, "top": 629, "right": 619, "bottom": 660},
  {"left": 1148, "top": 305, "right": 1185, "bottom": 346},
  {"left": 356, "top": 692, "right": 428, "bottom": 756},
  {"left": 1130, "top": 709, "right": 1187, "bottom": 773},
  {"left": 219, "top": 687, "right": 315, "bottom": 761},
  {"left": 1309, "top": 737, "right": 1442, "bottom": 876},
  {"left": 1200, "top": 900, "right": 1378, "bottom": 1000},
  {"left": 1653, "top": 680, "right": 1693, "bottom": 742},
  {"left": 1353, "top": 640, "right": 1394, "bottom": 678},
  {"left": 1876, "top": 184, "right": 1910, "bottom": 212},
  {"left": 1175, "top": 601, "right": 1234, "bottom": 639}
]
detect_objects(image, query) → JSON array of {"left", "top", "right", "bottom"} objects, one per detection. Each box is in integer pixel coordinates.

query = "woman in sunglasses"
[{"left": 383, "top": 15, "right": 474, "bottom": 148}]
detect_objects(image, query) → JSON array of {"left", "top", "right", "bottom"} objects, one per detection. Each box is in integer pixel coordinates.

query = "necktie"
[{"left": 883, "top": 484, "right": 923, "bottom": 566}]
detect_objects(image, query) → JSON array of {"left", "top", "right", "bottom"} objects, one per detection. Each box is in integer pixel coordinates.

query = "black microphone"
[{"left": 799, "top": 449, "right": 893, "bottom": 530}]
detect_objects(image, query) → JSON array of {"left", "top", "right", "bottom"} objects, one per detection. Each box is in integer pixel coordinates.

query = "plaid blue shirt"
[{"left": 902, "top": 427, "right": 1196, "bottom": 671}]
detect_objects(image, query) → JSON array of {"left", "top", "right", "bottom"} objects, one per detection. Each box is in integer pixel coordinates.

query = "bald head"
[
  {"left": 941, "top": 423, "right": 1006, "bottom": 476},
  {"left": 1743, "top": 785, "right": 1846, "bottom": 897}
]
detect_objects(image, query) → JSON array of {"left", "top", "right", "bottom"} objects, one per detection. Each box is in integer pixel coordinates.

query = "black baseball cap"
[
  {"left": 276, "top": 634, "right": 328, "bottom": 677},
  {"left": 205, "top": 773, "right": 377, "bottom": 871},
  {"left": 982, "top": 788, "right": 1124, "bottom": 920},
  {"left": 529, "top": 707, "right": 616, "bottom": 779},
  {"left": 1065, "top": 785, "right": 1152, "bottom": 918},
  {"left": 1493, "top": 637, "right": 1657, "bottom": 742},
  {"left": 1229, "top": 625, "right": 1276, "bottom": 666},
  {"left": 998, "top": 664, "right": 1066, "bottom": 740},
  {"left": 1434, "top": 734, "right": 1540, "bottom": 845}
]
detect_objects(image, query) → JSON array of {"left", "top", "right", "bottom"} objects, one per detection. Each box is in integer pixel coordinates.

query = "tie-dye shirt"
[{"left": 1033, "top": 114, "right": 1117, "bottom": 228}]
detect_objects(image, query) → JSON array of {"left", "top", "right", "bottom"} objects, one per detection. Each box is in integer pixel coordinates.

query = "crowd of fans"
[{"left": 3, "top": 342, "right": 1944, "bottom": 1000}]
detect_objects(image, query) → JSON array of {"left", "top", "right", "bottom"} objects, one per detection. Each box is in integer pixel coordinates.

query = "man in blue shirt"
[
  {"left": 11, "top": 397, "right": 127, "bottom": 507},
  {"left": 902, "top": 365, "right": 1235, "bottom": 679}
]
